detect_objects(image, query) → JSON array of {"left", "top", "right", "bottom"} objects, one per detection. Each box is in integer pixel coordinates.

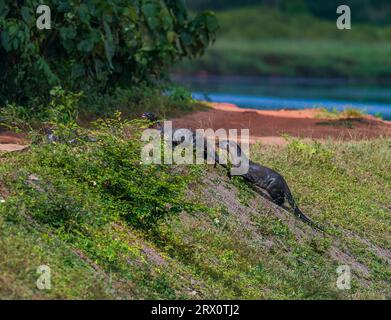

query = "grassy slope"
[
  {"left": 177, "top": 6, "right": 391, "bottom": 79},
  {"left": 0, "top": 126, "right": 389, "bottom": 299}
]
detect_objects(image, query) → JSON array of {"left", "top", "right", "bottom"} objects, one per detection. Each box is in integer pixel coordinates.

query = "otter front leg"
[{"left": 268, "top": 187, "right": 285, "bottom": 206}]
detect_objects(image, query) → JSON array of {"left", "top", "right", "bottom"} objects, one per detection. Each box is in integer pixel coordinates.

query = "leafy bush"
[
  {"left": 0, "top": 86, "right": 81, "bottom": 131},
  {"left": 0, "top": 102, "right": 36, "bottom": 131},
  {"left": 79, "top": 83, "right": 201, "bottom": 120},
  {"left": 0, "top": 0, "right": 218, "bottom": 105}
]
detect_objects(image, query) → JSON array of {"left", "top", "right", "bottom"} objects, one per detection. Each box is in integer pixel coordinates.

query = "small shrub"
[
  {"left": 316, "top": 107, "right": 366, "bottom": 120},
  {"left": 0, "top": 103, "right": 34, "bottom": 132},
  {"left": 342, "top": 108, "right": 366, "bottom": 118},
  {"left": 47, "top": 87, "right": 81, "bottom": 125}
]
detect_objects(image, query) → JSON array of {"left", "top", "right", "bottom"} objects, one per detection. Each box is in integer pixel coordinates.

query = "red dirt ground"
[
  {"left": 0, "top": 129, "right": 28, "bottom": 152},
  {"left": 172, "top": 103, "right": 391, "bottom": 145}
]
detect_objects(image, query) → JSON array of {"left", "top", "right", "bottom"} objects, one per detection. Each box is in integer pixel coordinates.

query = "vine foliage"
[{"left": 0, "top": 0, "right": 218, "bottom": 105}]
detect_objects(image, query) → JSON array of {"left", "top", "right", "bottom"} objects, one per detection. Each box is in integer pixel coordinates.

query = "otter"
[
  {"left": 141, "top": 112, "right": 193, "bottom": 147},
  {"left": 141, "top": 113, "right": 321, "bottom": 230},
  {"left": 141, "top": 112, "right": 216, "bottom": 160},
  {"left": 219, "top": 140, "right": 323, "bottom": 231},
  {"left": 141, "top": 112, "right": 159, "bottom": 124}
]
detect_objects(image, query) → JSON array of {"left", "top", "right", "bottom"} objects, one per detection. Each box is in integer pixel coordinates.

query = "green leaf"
[
  {"left": 205, "top": 14, "right": 219, "bottom": 32},
  {"left": 12, "top": 38, "right": 18, "bottom": 50},
  {"left": 103, "top": 21, "right": 115, "bottom": 69},
  {"left": 147, "top": 17, "right": 159, "bottom": 30},
  {"left": 142, "top": 3, "right": 158, "bottom": 18},
  {"left": 77, "top": 39, "right": 94, "bottom": 52},
  {"left": 123, "top": 6, "right": 137, "bottom": 22},
  {"left": 36, "top": 58, "right": 59, "bottom": 84},
  {"left": 57, "top": 2, "right": 71, "bottom": 12},
  {"left": 21, "top": 6, "right": 31, "bottom": 24},
  {"left": 167, "top": 31, "right": 177, "bottom": 43},
  {"left": 180, "top": 32, "right": 193, "bottom": 45},
  {"left": 1, "top": 31, "right": 11, "bottom": 51},
  {"left": 71, "top": 63, "right": 85, "bottom": 78},
  {"left": 9, "top": 25, "right": 18, "bottom": 35},
  {"left": 78, "top": 4, "right": 90, "bottom": 24},
  {"left": 0, "top": 0, "right": 8, "bottom": 16},
  {"left": 60, "top": 26, "right": 77, "bottom": 40}
]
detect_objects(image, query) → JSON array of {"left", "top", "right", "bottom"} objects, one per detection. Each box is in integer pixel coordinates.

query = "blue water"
[{"left": 174, "top": 76, "right": 391, "bottom": 120}]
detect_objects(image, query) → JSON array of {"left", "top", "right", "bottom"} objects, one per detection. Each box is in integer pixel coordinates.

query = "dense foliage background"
[{"left": 0, "top": 0, "right": 218, "bottom": 105}]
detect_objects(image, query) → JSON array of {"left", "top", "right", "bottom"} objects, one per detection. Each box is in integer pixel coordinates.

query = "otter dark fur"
[
  {"left": 220, "top": 140, "right": 322, "bottom": 231},
  {"left": 141, "top": 112, "right": 215, "bottom": 160},
  {"left": 141, "top": 112, "right": 193, "bottom": 147}
]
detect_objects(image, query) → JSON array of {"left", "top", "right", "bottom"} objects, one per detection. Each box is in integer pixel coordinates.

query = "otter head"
[
  {"left": 141, "top": 112, "right": 158, "bottom": 122},
  {"left": 218, "top": 140, "right": 249, "bottom": 175}
]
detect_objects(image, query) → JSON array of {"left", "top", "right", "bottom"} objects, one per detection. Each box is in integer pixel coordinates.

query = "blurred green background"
[{"left": 176, "top": 0, "right": 391, "bottom": 81}]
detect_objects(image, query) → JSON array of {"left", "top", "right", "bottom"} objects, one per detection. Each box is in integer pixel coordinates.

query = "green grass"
[
  {"left": 0, "top": 117, "right": 210, "bottom": 299},
  {"left": 178, "top": 6, "right": 391, "bottom": 79},
  {"left": 252, "top": 138, "right": 391, "bottom": 246},
  {"left": 0, "top": 116, "right": 389, "bottom": 299},
  {"left": 151, "top": 137, "right": 391, "bottom": 299},
  {"left": 315, "top": 107, "right": 367, "bottom": 119}
]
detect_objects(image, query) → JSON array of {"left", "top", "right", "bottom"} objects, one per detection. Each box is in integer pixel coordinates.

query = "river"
[{"left": 173, "top": 76, "right": 391, "bottom": 120}]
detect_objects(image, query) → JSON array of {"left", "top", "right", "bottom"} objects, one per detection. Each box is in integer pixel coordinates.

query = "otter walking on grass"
[
  {"left": 141, "top": 112, "right": 217, "bottom": 160},
  {"left": 140, "top": 113, "right": 321, "bottom": 230},
  {"left": 219, "top": 140, "right": 323, "bottom": 231}
]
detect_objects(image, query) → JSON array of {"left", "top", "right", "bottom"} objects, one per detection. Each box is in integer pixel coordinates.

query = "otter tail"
[{"left": 284, "top": 186, "right": 324, "bottom": 232}]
